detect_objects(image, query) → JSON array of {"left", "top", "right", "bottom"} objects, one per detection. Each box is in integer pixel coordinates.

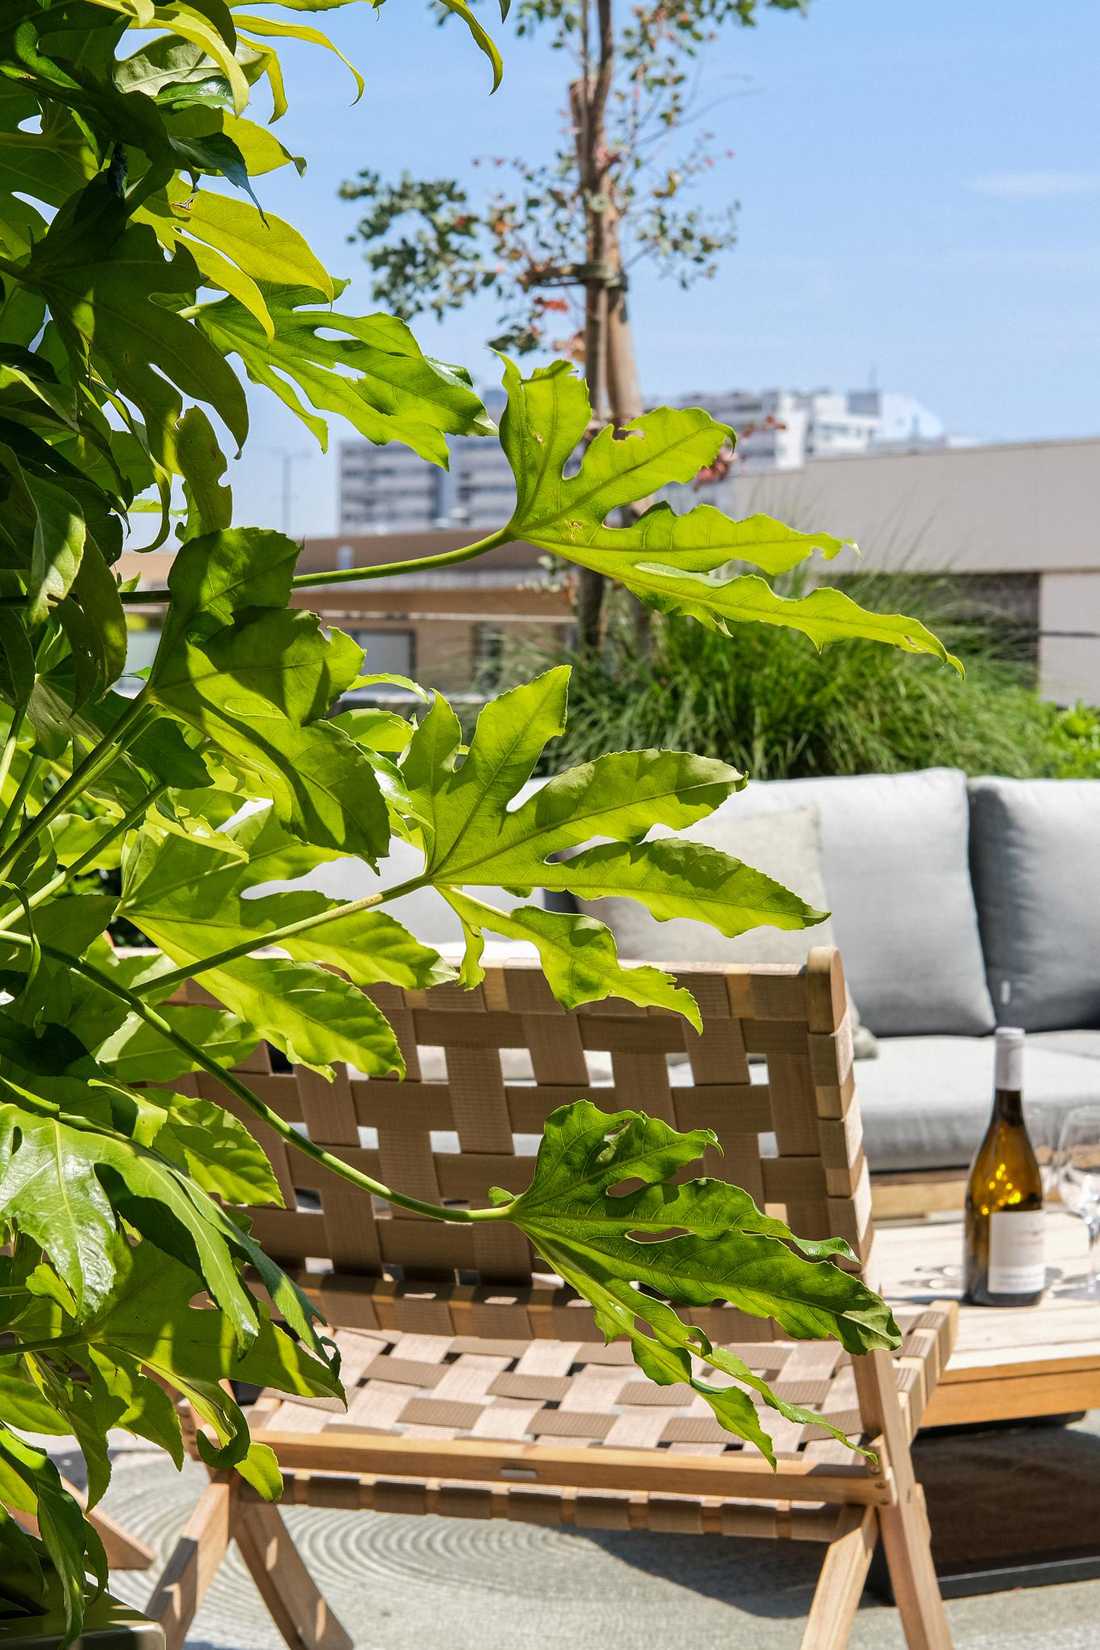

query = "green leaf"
[
  {"left": 153, "top": 1089, "right": 283, "bottom": 1206},
  {"left": 0, "top": 609, "right": 36, "bottom": 703},
  {"left": 148, "top": 607, "right": 390, "bottom": 861},
  {"left": 160, "top": 523, "right": 299, "bottom": 652},
  {"left": 56, "top": 538, "right": 127, "bottom": 705},
  {"left": 88, "top": 1243, "right": 341, "bottom": 1475},
  {"left": 0, "top": 1424, "right": 106, "bottom": 1644},
  {"left": 439, "top": 0, "right": 504, "bottom": 90},
  {"left": 21, "top": 196, "right": 249, "bottom": 468},
  {"left": 0, "top": 1076, "right": 257, "bottom": 1337},
  {"left": 94, "top": 1004, "right": 259, "bottom": 1085},
  {"left": 175, "top": 406, "right": 233, "bottom": 541},
  {"left": 233, "top": 13, "right": 364, "bottom": 101},
  {"left": 86, "top": 1346, "right": 185, "bottom": 1467},
  {"left": 196, "top": 288, "right": 494, "bottom": 462},
  {"left": 121, "top": 824, "right": 449, "bottom": 992},
  {"left": 173, "top": 953, "right": 405, "bottom": 1078},
  {"left": 0, "top": 447, "right": 85, "bottom": 625},
  {"left": 158, "top": 187, "right": 334, "bottom": 298},
  {"left": 398, "top": 672, "right": 821, "bottom": 995},
  {"left": 497, "top": 359, "right": 961, "bottom": 670},
  {"left": 499, "top": 1101, "right": 899, "bottom": 1460},
  {"left": 447, "top": 892, "right": 702, "bottom": 1028}
]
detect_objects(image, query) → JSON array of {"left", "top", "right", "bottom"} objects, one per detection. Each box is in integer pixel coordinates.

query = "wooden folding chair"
[{"left": 149, "top": 949, "right": 956, "bottom": 1650}]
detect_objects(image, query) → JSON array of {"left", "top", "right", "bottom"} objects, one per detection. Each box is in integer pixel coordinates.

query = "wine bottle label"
[{"left": 988, "top": 1210, "right": 1045, "bottom": 1295}]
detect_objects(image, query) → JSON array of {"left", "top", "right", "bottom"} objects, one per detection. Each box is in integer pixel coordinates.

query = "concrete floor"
[{"left": 95, "top": 1440, "right": 1100, "bottom": 1650}]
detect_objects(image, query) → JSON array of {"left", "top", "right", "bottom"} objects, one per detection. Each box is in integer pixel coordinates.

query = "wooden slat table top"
[{"left": 878, "top": 1210, "right": 1100, "bottom": 1426}]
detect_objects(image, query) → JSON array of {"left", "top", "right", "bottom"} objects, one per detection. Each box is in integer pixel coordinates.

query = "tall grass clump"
[{"left": 543, "top": 571, "right": 1061, "bottom": 780}]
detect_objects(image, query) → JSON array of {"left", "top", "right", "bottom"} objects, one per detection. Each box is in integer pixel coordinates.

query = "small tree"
[
  {"left": 0, "top": 3, "right": 954, "bottom": 1637},
  {"left": 341, "top": 0, "right": 808, "bottom": 644}
]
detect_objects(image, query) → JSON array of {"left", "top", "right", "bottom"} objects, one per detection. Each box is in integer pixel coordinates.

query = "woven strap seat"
[{"left": 251, "top": 1305, "right": 956, "bottom": 1535}]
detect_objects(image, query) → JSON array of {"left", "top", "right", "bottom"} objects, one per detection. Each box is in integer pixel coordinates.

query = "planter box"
[{"left": 0, "top": 1597, "right": 163, "bottom": 1649}]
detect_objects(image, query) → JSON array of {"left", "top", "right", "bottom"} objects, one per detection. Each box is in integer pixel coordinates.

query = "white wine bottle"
[{"left": 964, "top": 1026, "right": 1045, "bottom": 1306}]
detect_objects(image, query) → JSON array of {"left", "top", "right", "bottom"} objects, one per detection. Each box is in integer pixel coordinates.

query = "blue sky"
[{"left": 226, "top": 0, "right": 1100, "bottom": 535}]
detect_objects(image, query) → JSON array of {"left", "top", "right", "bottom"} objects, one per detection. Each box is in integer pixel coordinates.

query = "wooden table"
[{"left": 878, "top": 1209, "right": 1100, "bottom": 1428}]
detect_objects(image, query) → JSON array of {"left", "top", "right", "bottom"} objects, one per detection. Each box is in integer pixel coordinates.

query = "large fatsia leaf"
[
  {"left": 118, "top": 824, "right": 437, "bottom": 1076},
  {"left": 18, "top": 182, "right": 249, "bottom": 468},
  {"left": 0, "top": 1071, "right": 262, "bottom": 1337},
  {"left": 492, "top": 1101, "right": 899, "bottom": 1462},
  {"left": 196, "top": 287, "right": 494, "bottom": 463},
  {"left": 447, "top": 892, "right": 702, "bottom": 1027},
  {"left": 167, "top": 953, "right": 405, "bottom": 1078},
  {"left": 0, "top": 446, "right": 85, "bottom": 624},
  {"left": 147, "top": 606, "right": 390, "bottom": 861},
  {"left": 398, "top": 669, "right": 824, "bottom": 1018},
  {"left": 120, "top": 813, "right": 451, "bottom": 993},
  {"left": 93, "top": 1003, "right": 259, "bottom": 1085},
  {"left": 85, "top": 1242, "right": 341, "bottom": 1494},
  {"left": 146, "top": 188, "right": 335, "bottom": 301},
  {"left": 496, "top": 359, "right": 961, "bottom": 668}
]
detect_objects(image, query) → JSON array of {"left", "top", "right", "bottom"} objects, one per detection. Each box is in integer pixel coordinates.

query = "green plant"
[
  {"left": 546, "top": 571, "right": 1055, "bottom": 779},
  {"left": 0, "top": 6, "right": 956, "bottom": 1639},
  {"left": 1044, "top": 701, "right": 1100, "bottom": 779}
]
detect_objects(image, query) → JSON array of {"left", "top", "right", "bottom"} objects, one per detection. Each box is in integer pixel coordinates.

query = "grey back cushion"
[
  {"left": 575, "top": 768, "right": 990, "bottom": 1037},
  {"left": 970, "top": 777, "right": 1100, "bottom": 1030},
  {"left": 578, "top": 805, "right": 832, "bottom": 965},
  {"left": 714, "top": 769, "right": 994, "bottom": 1036}
]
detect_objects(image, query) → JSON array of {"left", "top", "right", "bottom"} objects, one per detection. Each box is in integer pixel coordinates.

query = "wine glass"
[
  {"left": 1058, "top": 1106, "right": 1100, "bottom": 1298},
  {"left": 1028, "top": 1101, "right": 1063, "bottom": 1199}
]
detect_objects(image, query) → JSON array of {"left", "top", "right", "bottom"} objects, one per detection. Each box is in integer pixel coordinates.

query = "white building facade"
[{"left": 675, "top": 386, "right": 947, "bottom": 471}]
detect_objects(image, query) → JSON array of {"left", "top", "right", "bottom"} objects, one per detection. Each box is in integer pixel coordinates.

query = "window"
[{"left": 349, "top": 629, "right": 415, "bottom": 680}]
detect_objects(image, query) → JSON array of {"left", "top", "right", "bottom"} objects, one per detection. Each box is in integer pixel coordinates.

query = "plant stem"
[
  {"left": 290, "top": 528, "right": 509, "bottom": 589},
  {"left": 135, "top": 875, "right": 429, "bottom": 996},
  {"left": 6, "top": 934, "right": 514, "bottom": 1227},
  {"left": 0, "top": 752, "right": 40, "bottom": 858},
  {"left": 114, "top": 528, "right": 512, "bottom": 605},
  {"left": 0, "top": 696, "right": 149, "bottom": 879},
  {"left": 0, "top": 702, "right": 28, "bottom": 801},
  {"left": 0, "top": 1330, "right": 86, "bottom": 1359}
]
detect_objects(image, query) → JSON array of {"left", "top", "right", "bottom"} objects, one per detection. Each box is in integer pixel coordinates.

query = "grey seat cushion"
[
  {"left": 854, "top": 1035, "right": 1098, "bottom": 1172},
  {"left": 969, "top": 777, "right": 1100, "bottom": 1031},
  {"left": 1030, "top": 1030, "right": 1100, "bottom": 1061},
  {"left": 624, "top": 768, "right": 993, "bottom": 1037}
]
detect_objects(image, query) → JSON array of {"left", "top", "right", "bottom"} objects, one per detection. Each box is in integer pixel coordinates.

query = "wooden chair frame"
[{"left": 149, "top": 949, "right": 955, "bottom": 1650}]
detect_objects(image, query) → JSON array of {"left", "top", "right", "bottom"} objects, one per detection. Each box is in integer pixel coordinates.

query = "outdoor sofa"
[{"left": 284, "top": 768, "right": 1100, "bottom": 1216}]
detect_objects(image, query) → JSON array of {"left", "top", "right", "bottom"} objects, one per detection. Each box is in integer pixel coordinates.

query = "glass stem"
[{"left": 1088, "top": 1219, "right": 1100, "bottom": 1297}]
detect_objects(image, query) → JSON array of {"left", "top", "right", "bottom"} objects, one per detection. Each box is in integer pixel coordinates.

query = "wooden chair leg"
[
  {"left": 879, "top": 1485, "right": 954, "bottom": 1650},
  {"left": 800, "top": 1505, "right": 877, "bottom": 1650},
  {"left": 233, "top": 1500, "right": 353, "bottom": 1650},
  {"left": 146, "top": 1476, "right": 234, "bottom": 1650}
]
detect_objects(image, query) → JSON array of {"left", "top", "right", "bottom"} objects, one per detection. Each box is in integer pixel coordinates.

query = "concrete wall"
[
  {"left": 733, "top": 437, "right": 1100, "bottom": 702},
  {"left": 1040, "top": 573, "right": 1100, "bottom": 704},
  {"left": 732, "top": 437, "right": 1100, "bottom": 575}
]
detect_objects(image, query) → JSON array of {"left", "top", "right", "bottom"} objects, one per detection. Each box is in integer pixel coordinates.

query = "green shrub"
[
  {"left": 547, "top": 572, "right": 1061, "bottom": 780},
  {"left": 1045, "top": 702, "right": 1100, "bottom": 778}
]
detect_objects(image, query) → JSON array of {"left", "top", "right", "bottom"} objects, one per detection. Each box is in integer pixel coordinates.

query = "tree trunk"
[
  {"left": 604, "top": 242, "right": 654, "bottom": 657},
  {"left": 571, "top": 0, "right": 615, "bottom": 653}
]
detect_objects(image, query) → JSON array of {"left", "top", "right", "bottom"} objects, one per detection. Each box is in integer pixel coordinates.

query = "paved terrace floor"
[{"left": 62, "top": 1408, "right": 1100, "bottom": 1650}]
